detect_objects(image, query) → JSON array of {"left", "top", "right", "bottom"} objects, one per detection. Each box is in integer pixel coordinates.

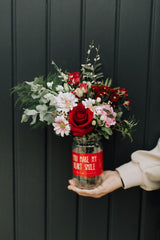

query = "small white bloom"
[
  {"left": 100, "top": 115, "right": 106, "bottom": 121},
  {"left": 92, "top": 120, "right": 96, "bottom": 126},
  {"left": 56, "top": 85, "right": 64, "bottom": 92},
  {"left": 96, "top": 97, "right": 101, "bottom": 103},
  {"left": 64, "top": 83, "right": 69, "bottom": 92},
  {"left": 60, "top": 73, "right": 68, "bottom": 82},
  {"left": 47, "top": 81, "right": 53, "bottom": 89}
]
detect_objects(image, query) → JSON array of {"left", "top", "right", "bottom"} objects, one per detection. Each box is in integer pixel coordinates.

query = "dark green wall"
[{"left": 0, "top": 0, "right": 160, "bottom": 239}]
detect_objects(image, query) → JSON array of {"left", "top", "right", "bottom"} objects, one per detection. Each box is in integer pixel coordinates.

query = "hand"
[{"left": 68, "top": 170, "right": 123, "bottom": 198}]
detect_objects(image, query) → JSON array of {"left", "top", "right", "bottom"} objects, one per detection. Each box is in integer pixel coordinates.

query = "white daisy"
[
  {"left": 82, "top": 98, "right": 95, "bottom": 111},
  {"left": 54, "top": 92, "right": 78, "bottom": 113},
  {"left": 53, "top": 116, "right": 70, "bottom": 137}
]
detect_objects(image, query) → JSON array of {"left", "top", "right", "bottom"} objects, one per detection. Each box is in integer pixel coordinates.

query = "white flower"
[
  {"left": 53, "top": 116, "right": 70, "bottom": 137},
  {"left": 54, "top": 92, "right": 78, "bottom": 113},
  {"left": 59, "top": 73, "right": 68, "bottom": 82},
  {"left": 47, "top": 81, "right": 53, "bottom": 89},
  {"left": 82, "top": 98, "right": 95, "bottom": 111},
  {"left": 100, "top": 115, "right": 106, "bottom": 121},
  {"left": 74, "top": 88, "right": 83, "bottom": 98},
  {"left": 96, "top": 97, "right": 101, "bottom": 103},
  {"left": 44, "top": 93, "right": 55, "bottom": 105},
  {"left": 36, "top": 105, "right": 48, "bottom": 121},
  {"left": 21, "top": 109, "right": 38, "bottom": 125},
  {"left": 64, "top": 83, "right": 69, "bottom": 92},
  {"left": 56, "top": 85, "right": 64, "bottom": 92},
  {"left": 92, "top": 120, "right": 96, "bottom": 126}
]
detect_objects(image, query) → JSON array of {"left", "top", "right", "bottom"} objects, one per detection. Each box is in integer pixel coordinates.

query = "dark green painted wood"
[
  {"left": 140, "top": 1, "right": 160, "bottom": 239},
  {"left": 0, "top": 0, "right": 160, "bottom": 239},
  {"left": 47, "top": 1, "right": 81, "bottom": 240},
  {"left": 110, "top": 0, "right": 152, "bottom": 239},
  {"left": 13, "top": 1, "right": 46, "bottom": 239},
  {"left": 0, "top": 1, "right": 14, "bottom": 239},
  {"left": 78, "top": 1, "right": 116, "bottom": 240}
]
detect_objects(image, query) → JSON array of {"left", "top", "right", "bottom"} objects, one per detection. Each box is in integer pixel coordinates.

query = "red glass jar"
[{"left": 72, "top": 135, "right": 103, "bottom": 189}]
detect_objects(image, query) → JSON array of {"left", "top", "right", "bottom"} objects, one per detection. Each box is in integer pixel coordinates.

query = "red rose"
[
  {"left": 68, "top": 72, "right": 81, "bottom": 85},
  {"left": 69, "top": 103, "right": 93, "bottom": 136}
]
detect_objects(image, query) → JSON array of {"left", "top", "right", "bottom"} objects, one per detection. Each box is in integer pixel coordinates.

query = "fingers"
[{"left": 68, "top": 179, "right": 105, "bottom": 198}]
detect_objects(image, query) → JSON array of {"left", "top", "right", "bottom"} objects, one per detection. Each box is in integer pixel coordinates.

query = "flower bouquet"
[{"left": 13, "top": 42, "right": 137, "bottom": 189}]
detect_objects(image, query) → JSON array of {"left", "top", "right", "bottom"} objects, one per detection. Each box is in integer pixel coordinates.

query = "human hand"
[{"left": 68, "top": 170, "right": 123, "bottom": 198}]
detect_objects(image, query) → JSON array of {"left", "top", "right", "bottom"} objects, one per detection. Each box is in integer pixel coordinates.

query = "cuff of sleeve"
[{"left": 116, "top": 161, "right": 144, "bottom": 189}]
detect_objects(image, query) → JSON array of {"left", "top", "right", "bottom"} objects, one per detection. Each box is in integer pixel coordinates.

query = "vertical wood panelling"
[
  {"left": 14, "top": 1, "right": 46, "bottom": 239},
  {"left": 78, "top": 1, "right": 116, "bottom": 240},
  {"left": 140, "top": 1, "right": 160, "bottom": 239},
  {"left": 0, "top": 1, "right": 14, "bottom": 239},
  {"left": 47, "top": 1, "right": 81, "bottom": 240},
  {"left": 0, "top": 0, "right": 160, "bottom": 239},
  {"left": 109, "top": 0, "right": 152, "bottom": 240}
]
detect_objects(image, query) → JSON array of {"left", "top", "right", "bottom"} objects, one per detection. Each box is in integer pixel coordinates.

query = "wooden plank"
[
  {"left": 47, "top": 1, "right": 81, "bottom": 240},
  {"left": 78, "top": 1, "right": 116, "bottom": 240},
  {"left": 13, "top": 0, "right": 46, "bottom": 239},
  {"left": 109, "top": 0, "right": 152, "bottom": 239},
  {"left": 0, "top": 0, "right": 14, "bottom": 239},
  {"left": 140, "top": 0, "right": 160, "bottom": 239}
]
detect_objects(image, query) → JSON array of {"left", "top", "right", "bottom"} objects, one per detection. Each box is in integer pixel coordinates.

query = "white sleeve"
[{"left": 116, "top": 138, "right": 160, "bottom": 191}]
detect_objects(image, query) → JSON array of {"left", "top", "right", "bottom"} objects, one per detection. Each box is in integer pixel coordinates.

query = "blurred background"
[{"left": 0, "top": 0, "right": 160, "bottom": 239}]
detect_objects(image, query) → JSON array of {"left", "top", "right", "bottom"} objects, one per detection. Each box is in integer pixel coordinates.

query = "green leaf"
[
  {"left": 101, "top": 127, "right": 113, "bottom": 135},
  {"left": 107, "top": 114, "right": 114, "bottom": 118}
]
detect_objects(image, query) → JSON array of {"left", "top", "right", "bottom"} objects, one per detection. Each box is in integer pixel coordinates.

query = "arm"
[
  {"left": 68, "top": 138, "right": 160, "bottom": 197},
  {"left": 117, "top": 138, "right": 160, "bottom": 191}
]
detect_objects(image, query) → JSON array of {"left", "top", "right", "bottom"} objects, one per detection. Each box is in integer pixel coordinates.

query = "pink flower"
[
  {"left": 53, "top": 116, "right": 70, "bottom": 137},
  {"left": 94, "top": 104, "right": 117, "bottom": 127},
  {"left": 80, "top": 83, "right": 88, "bottom": 93}
]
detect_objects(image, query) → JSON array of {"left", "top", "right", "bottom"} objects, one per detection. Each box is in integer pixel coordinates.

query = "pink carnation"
[{"left": 94, "top": 104, "right": 117, "bottom": 127}]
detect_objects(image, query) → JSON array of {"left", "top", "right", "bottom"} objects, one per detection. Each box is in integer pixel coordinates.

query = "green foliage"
[{"left": 114, "top": 117, "right": 137, "bottom": 142}]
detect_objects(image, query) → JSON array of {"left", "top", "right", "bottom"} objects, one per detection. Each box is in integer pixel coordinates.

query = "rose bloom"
[
  {"left": 80, "top": 83, "right": 88, "bottom": 93},
  {"left": 68, "top": 72, "right": 81, "bottom": 85},
  {"left": 69, "top": 103, "right": 93, "bottom": 136},
  {"left": 94, "top": 104, "right": 117, "bottom": 128}
]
